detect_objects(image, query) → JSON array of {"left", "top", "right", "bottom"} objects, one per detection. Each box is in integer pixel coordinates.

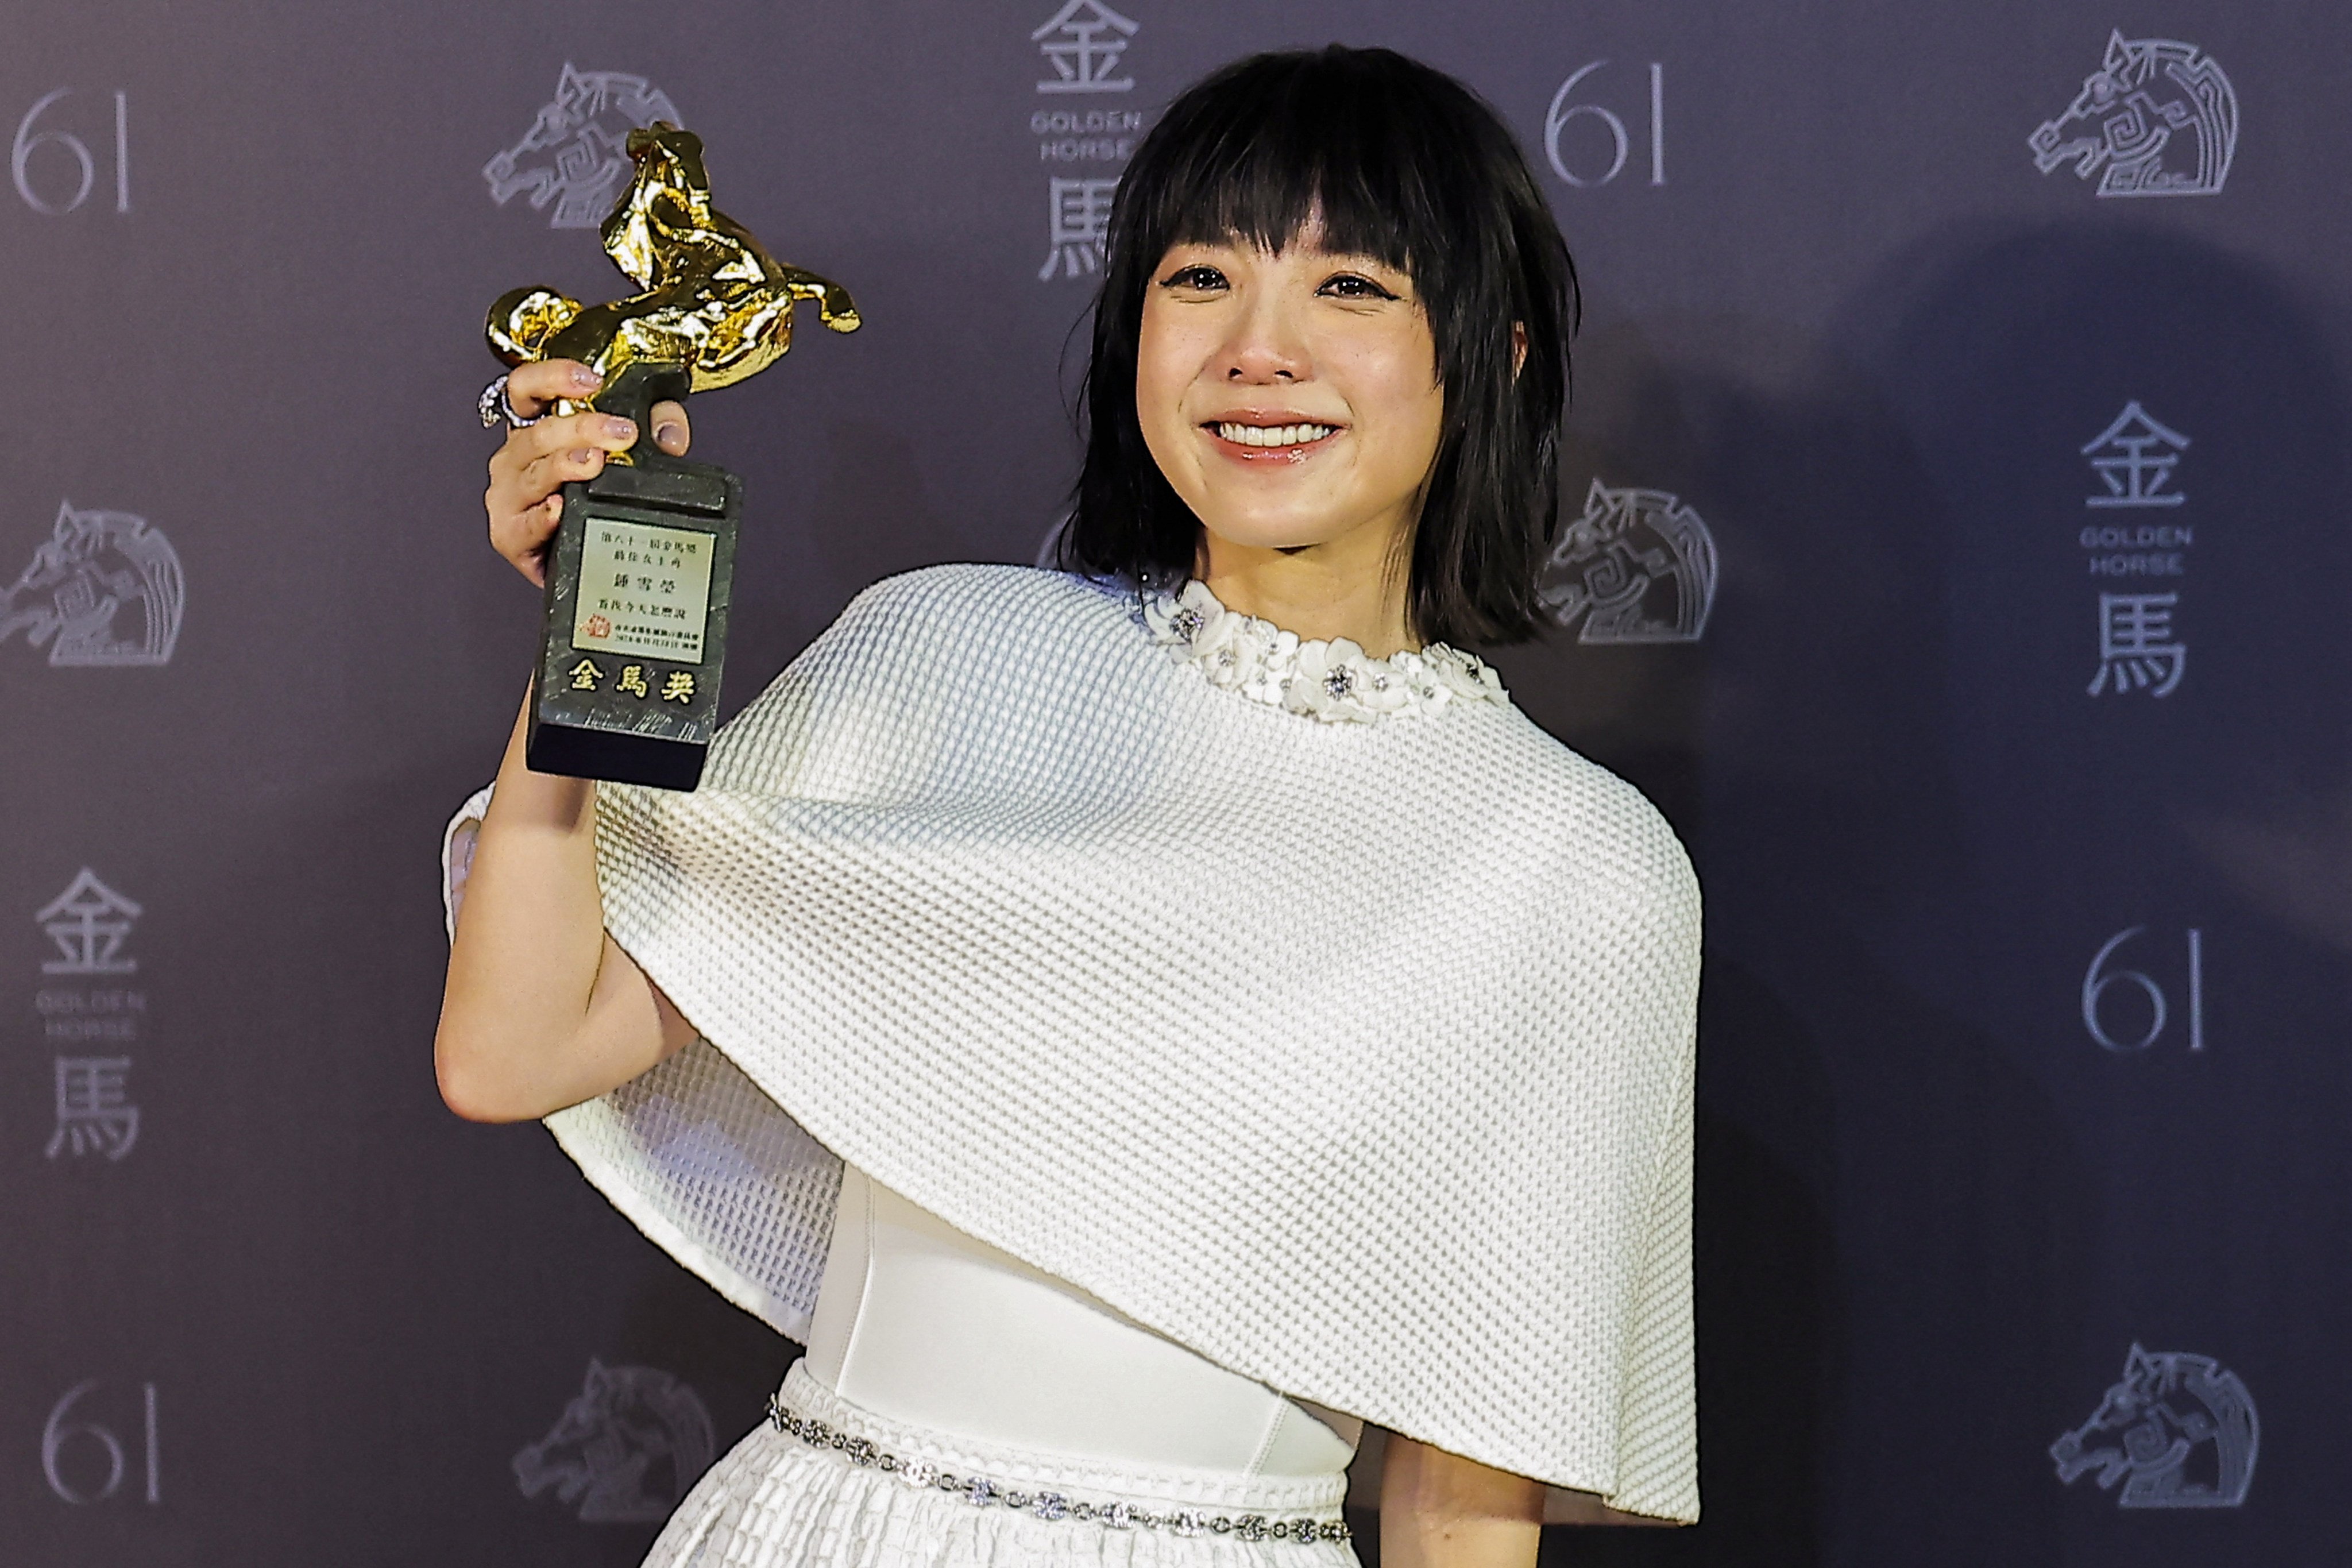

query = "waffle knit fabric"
[{"left": 445, "top": 563, "right": 1702, "bottom": 1522}]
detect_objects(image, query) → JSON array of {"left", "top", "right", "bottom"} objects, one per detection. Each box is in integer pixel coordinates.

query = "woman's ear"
[{"left": 1511, "top": 322, "right": 1528, "bottom": 379}]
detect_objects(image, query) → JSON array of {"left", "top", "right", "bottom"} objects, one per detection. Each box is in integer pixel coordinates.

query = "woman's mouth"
[{"left": 1204, "top": 420, "right": 1341, "bottom": 458}]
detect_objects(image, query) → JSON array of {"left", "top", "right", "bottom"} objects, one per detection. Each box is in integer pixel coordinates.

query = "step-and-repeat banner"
[{"left": 5, "top": 3, "right": 2345, "bottom": 1565}]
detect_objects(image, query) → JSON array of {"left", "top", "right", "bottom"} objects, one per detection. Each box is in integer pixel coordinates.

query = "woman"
[{"left": 439, "top": 44, "right": 1700, "bottom": 1568}]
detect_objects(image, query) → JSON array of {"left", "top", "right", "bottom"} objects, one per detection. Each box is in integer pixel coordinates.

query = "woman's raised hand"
[{"left": 484, "top": 359, "right": 692, "bottom": 585}]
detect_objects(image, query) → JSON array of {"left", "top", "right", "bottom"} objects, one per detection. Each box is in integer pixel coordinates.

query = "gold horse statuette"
[{"left": 486, "top": 122, "right": 859, "bottom": 441}]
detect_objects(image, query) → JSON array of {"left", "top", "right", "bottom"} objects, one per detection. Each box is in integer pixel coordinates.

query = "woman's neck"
[{"left": 1195, "top": 534, "right": 1419, "bottom": 658}]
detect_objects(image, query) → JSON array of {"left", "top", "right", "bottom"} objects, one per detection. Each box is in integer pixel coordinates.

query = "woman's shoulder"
[
  {"left": 1478, "top": 706, "right": 1700, "bottom": 917},
  {"left": 762, "top": 563, "right": 1141, "bottom": 717},
  {"left": 709, "top": 565, "right": 1140, "bottom": 787},
  {"left": 837, "top": 562, "right": 1133, "bottom": 641}
]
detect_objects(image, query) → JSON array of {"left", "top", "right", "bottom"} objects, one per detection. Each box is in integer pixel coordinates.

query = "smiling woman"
[
  {"left": 1132, "top": 238, "right": 1443, "bottom": 661},
  {"left": 1064, "top": 46, "right": 1578, "bottom": 661},
  {"left": 440, "top": 43, "right": 1696, "bottom": 1568}
]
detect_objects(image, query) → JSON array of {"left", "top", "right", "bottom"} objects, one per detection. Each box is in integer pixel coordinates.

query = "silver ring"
[{"left": 478, "top": 373, "right": 541, "bottom": 430}]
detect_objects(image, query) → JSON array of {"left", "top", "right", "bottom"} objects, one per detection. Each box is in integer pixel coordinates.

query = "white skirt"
[{"left": 647, "top": 1362, "right": 1358, "bottom": 1567}]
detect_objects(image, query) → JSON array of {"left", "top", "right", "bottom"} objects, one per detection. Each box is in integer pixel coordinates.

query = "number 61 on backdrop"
[
  {"left": 2082, "top": 926, "right": 2206, "bottom": 1055},
  {"left": 1545, "top": 60, "right": 1664, "bottom": 188},
  {"left": 42, "top": 1380, "right": 160, "bottom": 1505},
  {"left": 13, "top": 89, "right": 129, "bottom": 215}
]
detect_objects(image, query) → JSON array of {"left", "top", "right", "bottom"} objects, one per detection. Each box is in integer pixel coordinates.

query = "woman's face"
[{"left": 1136, "top": 232, "right": 1443, "bottom": 569}]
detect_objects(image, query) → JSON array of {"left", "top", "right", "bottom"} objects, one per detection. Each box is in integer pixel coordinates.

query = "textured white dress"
[{"left": 443, "top": 565, "right": 1703, "bottom": 1559}]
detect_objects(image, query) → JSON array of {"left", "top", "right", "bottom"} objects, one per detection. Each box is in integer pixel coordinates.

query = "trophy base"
[
  {"left": 526, "top": 715, "right": 708, "bottom": 792},
  {"left": 527, "top": 362, "right": 741, "bottom": 792}
]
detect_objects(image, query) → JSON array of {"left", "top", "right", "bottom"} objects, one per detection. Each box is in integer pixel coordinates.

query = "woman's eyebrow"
[{"left": 1306, "top": 250, "right": 1405, "bottom": 272}]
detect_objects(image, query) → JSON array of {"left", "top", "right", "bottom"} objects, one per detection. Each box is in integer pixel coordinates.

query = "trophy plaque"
[{"left": 488, "top": 123, "right": 858, "bottom": 790}]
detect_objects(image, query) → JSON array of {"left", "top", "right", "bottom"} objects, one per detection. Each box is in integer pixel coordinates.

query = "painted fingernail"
[
  {"left": 570, "top": 365, "right": 600, "bottom": 388},
  {"left": 570, "top": 448, "right": 594, "bottom": 465},
  {"left": 603, "top": 417, "right": 635, "bottom": 441},
  {"left": 655, "top": 423, "right": 684, "bottom": 449}
]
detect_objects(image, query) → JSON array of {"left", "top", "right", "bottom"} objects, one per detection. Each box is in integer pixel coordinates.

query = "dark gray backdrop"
[{"left": 6, "top": 3, "right": 2346, "bottom": 1564}]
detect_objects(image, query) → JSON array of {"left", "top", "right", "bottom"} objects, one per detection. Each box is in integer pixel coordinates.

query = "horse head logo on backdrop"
[
  {"left": 485, "top": 64, "right": 682, "bottom": 229},
  {"left": 0, "top": 501, "right": 183, "bottom": 667},
  {"left": 2050, "top": 1343, "right": 2258, "bottom": 1508},
  {"left": 2030, "top": 33, "right": 2238, "bottom": 198},
  {"left": 513, "top": 1360, "right": 716, "bottom": 1524},
  {"left": 1538, "top": 478, "right": 1718, "bottom": 644}
]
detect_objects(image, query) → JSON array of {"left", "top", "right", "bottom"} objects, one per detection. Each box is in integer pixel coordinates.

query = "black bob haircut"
[{"left": 1056, "top": 45, "right": 1579, "bottom": 648}]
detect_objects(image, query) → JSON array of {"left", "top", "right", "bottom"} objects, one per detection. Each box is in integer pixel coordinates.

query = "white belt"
[
  {"left": 768, "top": 1358, "right": 1353, "bottom": 1548},
  {"left": 801, "top": 1165, "right": 1362, "bottom": 1478}
]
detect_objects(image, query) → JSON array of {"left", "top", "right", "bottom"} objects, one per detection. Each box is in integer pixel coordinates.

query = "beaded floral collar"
[{"left": 1141, "top": 578, "right": 1509, "bottom": 724}]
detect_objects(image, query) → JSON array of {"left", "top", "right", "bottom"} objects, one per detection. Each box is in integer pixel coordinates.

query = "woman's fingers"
[
  {"left": 485, "top": 365, "right": 687, "bottom": 586},
  {"left": 485, "top": 404, "right": 640, "bottom": 585},
  {"left": 487, "top": 494, "right": 563, "bottom": 587},
  {"left": 505, "top": 359, "right": 601, "bottom": 420},
  {"left": 513, "top": 441, "right": 612, "bottom": 502},
  {"left": 500, "top": 408, "right": 639, "bottom": 472},
  {"left": 485, "top": 486, "right": 562, "bottom": 581},
  {"left": 489, "top": 410, "right": 639, "bottom": 492}
]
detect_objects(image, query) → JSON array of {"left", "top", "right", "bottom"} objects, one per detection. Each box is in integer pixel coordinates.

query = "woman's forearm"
[
  {"left": 1380, "top": 1435, "right": 1543, "bottom": 1568},
  {"left": 433, "top": 688, "right": 683, "bottom": 1120}
]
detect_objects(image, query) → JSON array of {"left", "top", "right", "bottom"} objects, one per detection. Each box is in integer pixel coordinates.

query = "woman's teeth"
[{"left": 1215, "top": 422, "right": 1335, "bottom": 447}]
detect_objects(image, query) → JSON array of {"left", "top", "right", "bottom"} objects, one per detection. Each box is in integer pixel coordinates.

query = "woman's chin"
[{"left": 1196, "top": 515, "right": 1357, "bottom": 558}]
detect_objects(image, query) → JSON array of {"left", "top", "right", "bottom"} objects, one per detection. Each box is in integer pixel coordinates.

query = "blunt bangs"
[
  {"left": 1060, "top": 45, "right": 1579, "bottom": 647},
  {"left": 1149, "top": 71, "right": 1424, "bottom": 286}
]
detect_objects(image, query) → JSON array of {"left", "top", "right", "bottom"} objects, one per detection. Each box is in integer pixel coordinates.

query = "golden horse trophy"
[{"left": 486, "top": 122, "right": 859, "bottom": 790}]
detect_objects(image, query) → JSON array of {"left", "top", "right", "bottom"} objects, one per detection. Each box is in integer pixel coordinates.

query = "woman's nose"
[{"left": 1220, "top": 304, "right": 1307, "bottom": 383}]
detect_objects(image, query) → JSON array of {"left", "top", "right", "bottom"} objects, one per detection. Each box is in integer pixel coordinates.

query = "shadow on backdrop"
[{"left": 1532, "top": 216, "right": 2347, "bottom": 1567}]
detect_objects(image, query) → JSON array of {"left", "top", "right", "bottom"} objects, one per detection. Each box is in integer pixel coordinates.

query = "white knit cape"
[{"left": 444, "top": 564, "right": 1702, "bottom": 1521}]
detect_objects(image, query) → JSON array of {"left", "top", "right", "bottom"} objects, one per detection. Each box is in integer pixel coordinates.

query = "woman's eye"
[
  {"left": 1161, "top": 265, "right": 1227, "bottom": 291},
  {"left": 1319, "top": 273, "right": 1398, "bottom": 300}
]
